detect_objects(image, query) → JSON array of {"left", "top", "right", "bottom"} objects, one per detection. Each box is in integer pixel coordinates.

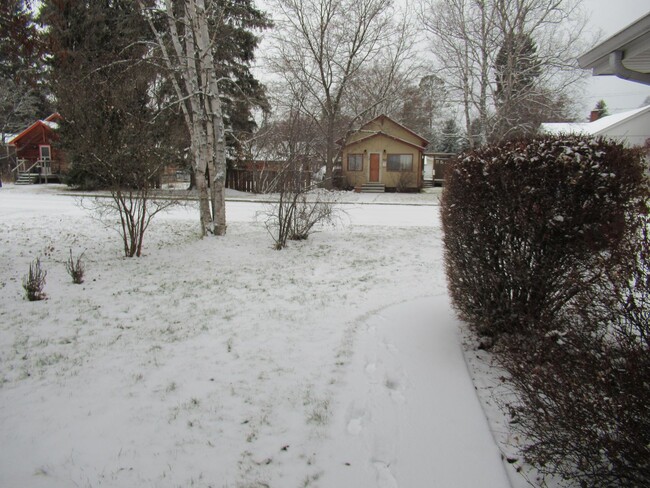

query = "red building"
[{"left": 8, "top": 113, "right": 66, "bottom": 183}]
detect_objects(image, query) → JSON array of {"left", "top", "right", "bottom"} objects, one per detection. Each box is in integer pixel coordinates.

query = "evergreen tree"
[
  {"left": 39, "top": 0, "right": 173, "bottom": 189},
  {"left": 211, "top": 0, "right": 272, "bottom": 163},
  {"left": 438, "top": 118, "right": 460, "bottom": 154},
  {"left": 0, "top": 0, "right": 50, "bottom": 141},
  {"left": 40, "top": 0, "right": 271, "bottom": 187},
  {"left": 593, "top": 99, "right": 609, "bottom": 119}
]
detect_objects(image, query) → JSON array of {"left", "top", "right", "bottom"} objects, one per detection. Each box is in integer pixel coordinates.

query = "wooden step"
[
  {"left": 15, "top": 173, "right": 38, "bottom": 185},
  {"left": 360, "top": 182, "right": 385, "bottom": 193}
]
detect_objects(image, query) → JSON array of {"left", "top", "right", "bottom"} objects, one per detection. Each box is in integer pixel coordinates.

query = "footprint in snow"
[
  {"left": 347, "top": 417, "right": 363, "bottom": 436},
  {"left": 373, "top": 460, "right": 398, "bottom": 488},
  {"left": 384, "top": 342, "right": 399, "bottom": 354}
]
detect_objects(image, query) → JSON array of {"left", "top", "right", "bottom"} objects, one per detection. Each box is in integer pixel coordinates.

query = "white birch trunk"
[
  {"left": 188, "top": 0, "right": 227, "bottom": 235},
  {"left": 140, "top": 0, "right": 227, "bottom": 236}
]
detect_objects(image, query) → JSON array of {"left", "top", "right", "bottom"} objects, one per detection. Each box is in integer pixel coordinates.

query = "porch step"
[
  {"left": 423, "top": 179, "right": 434, "bottom": 188},
  {"left": 15, "top": 172, "right": 38, "bottom": 185},
  {"left": 360, "top": 182, "right": 385, "bottom": 193}
]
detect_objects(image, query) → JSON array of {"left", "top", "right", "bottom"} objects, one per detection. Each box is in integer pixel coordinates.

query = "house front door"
[
  {"left": 369, "top": 153, "right": 380, "bottom": 182},
  {"left": 39, "top": 145, "right": 52, "bottom": 175}
]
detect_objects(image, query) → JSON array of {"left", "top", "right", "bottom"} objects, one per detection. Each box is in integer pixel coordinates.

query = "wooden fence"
[{"left": 226, "top": 168, "right": 312, "bottom": 193}]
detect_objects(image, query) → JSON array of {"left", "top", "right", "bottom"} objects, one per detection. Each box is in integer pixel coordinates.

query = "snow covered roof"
[
  {"left": 540, "top": 105, "right": 650, "bottom": 137},
  {"left": 2, "top": 133, "right": 18, "bottom": 144},
  {"left": 8, "top": 114, "right": 61, "bottom": 145}
]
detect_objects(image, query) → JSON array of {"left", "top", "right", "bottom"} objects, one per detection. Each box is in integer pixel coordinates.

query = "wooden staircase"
[
  {"left": 360, "top": 182, "right": 385, "bottom": 193},
  {"left": 15, "top": 172, "right": 38, "bottom": 185}
]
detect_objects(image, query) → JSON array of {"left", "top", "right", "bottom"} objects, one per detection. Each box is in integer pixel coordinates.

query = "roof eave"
[
  {"left": 345, "top": 132, "right": 427, "bottom": 151},
  {"left": 578, "top": 14, "right": 650, "bottom": 85},
  {"left": 578, "top": 13, "right": 650, "bottom": 69}
]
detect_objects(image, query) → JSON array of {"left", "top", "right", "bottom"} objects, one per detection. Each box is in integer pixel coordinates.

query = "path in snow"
[{"left": 318, "top": 294, "right": 511, "bottom": 488}]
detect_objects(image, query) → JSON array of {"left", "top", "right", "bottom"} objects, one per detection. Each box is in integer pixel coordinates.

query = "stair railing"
[{"left": 11, "top": 159, "right": 41, "bottom": 182}]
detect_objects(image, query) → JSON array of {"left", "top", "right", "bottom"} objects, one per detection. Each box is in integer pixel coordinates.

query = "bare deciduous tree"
[
  {"left": 268, "top": 0, "right": 418, "bottom": 188},
  {"left": 419, "top": 0, "right": 588, "bottom": 146},
  {"left": 257, "top": 103, "right": 339, "bottom": 249}
]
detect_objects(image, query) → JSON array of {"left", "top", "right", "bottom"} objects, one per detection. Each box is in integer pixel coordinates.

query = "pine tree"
[{"left": 211, "top": 0, "right": 272, "bottom": 163}]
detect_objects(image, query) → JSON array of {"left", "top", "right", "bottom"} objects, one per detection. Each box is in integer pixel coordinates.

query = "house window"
[
  {"left": 347, "top": 154, "right": 363, "bottom": 171},
  {"left": 387, "top": 154, "right": 413, "bottom": 171},
  {"left": 39, "top": 145, "right": 51, "bottom": 160}
]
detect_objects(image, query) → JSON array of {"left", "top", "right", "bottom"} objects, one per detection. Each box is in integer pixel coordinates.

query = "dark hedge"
[
  {"left": 441, "top": 134, "right": 647, "bottom": 339},
  {"left": 441, "top": 134, "right": 650, "bottom": 486}
]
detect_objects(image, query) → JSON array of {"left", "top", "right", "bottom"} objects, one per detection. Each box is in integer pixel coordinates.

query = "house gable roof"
[
  {"left": 345, "top": 131, "right": 427, "bottom": 151},
  {"left": 339, "top": 114, "right": 429, "bottom": 147},
  {"left": 540, "top": 105, "right": 650, "bottom": 137},
  {"left": 8, "top": 113, "right": 61, "bottom": 146}
]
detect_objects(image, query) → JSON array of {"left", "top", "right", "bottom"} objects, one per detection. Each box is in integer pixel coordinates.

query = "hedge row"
[{"left": 441, "top": 134, "right": 649, "bottom": 487}]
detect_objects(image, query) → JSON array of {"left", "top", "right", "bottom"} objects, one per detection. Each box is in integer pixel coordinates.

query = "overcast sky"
[
  {"left": 577, "top": 1, "right": 650, "bottom": 115},
  {"left": 256, "top": 1, "right": 650, "bottom": 118}
]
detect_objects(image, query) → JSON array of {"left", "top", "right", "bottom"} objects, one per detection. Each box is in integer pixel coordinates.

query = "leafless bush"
[
  {"left": 23, "top": 258, "right": 47, "bottom": 301},
  {"left": 289, "top": 192, "right": 336, "bottom": 241},
  {"left": 83, "top": 188, "right": 176, "bottom": 257},
  {"left": 263, "top": 166, "right": 338, "bottom": 250},
  {"left": 394, "top": 170, "right": 417, "bottom": 193},
  {"left": 65, "top": 249, "right": 85, "bottom": 284}
]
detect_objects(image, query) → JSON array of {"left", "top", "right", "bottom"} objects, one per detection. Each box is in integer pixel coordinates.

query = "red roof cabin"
[{"left": 8, "top": 113, "right": 66, "bottom": 184}]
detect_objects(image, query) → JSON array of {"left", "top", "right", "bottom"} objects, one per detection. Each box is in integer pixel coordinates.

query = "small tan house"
[{"left": 340, "top": 115, "right": 429, "bottom": 191}]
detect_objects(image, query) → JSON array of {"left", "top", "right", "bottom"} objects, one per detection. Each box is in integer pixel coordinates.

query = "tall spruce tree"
[
  {"left": 0, "top": 0, "right": 50, "bottom": 142},
  {"left": 211, "top": 0, "right": 272, "bottom": 163},
  {"left": 40, "top": 1, "right": 181, "bottom": 256},
  {"left": 40, "top": 0, "right": 170, "bottom": 189},
  {"left": 41, "top": 0, "right": 271, "bottom": 187}
]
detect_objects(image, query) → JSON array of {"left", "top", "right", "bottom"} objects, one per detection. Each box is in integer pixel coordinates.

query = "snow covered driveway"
[{"left": 0, "top": 184, "right": 508, "bottom": 488}]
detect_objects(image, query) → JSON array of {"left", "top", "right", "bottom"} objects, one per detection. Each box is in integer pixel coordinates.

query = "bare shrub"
[
  {"left": 263, "top": 167, "right": 338, "bottom": 250},
  {"left": 65, "top": 249, "right": 85, "bottom": 284},
  {"left": 289, "top": 192, "right": 336, "bottom": 241},
  {"left": 83, "top": 189, "right": 176, "bottom": 258},
  {"left": 394, "top": 170, "right": 417, "bottom": 193},
  {"left": 23, "top": 258, "right": 47, "bottom": 301},
  {"left": 441, "top": 135, "right": 647, "bottom": 340}
]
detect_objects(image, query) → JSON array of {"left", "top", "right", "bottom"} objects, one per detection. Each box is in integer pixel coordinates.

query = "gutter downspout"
[{"left": 609, "top": 50, "right": 650, "bottom": 85}]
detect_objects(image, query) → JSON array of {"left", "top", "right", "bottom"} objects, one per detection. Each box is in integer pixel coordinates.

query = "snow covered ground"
[{"left": 1, "top": 184, "right": 520, "bottom": 487}]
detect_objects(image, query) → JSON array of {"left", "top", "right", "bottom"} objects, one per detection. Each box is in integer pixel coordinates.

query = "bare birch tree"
[
  {"left": 418, "top": 0, "right": 493, "bottom": 147},
  {"left": 139, "top": 0, "right": 227, "bottom": 236},
  {"left": 268, "top": 0, "right": 418, "bottom": 188},
  {"left": 419, "top": 0, "right": 588, "bottom": 146}
]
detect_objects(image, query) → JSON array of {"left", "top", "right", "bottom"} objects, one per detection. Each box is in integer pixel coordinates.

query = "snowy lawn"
[{"left": 1, "top": 184, "right": 513, "bottom": 488}]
